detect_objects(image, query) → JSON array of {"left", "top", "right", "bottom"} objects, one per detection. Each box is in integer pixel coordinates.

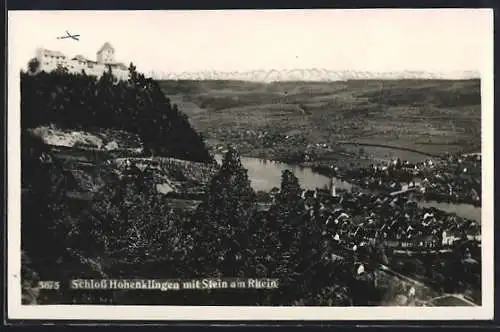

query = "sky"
[{"left": 8, "top": 9, "right": 493, "bottom": 75}]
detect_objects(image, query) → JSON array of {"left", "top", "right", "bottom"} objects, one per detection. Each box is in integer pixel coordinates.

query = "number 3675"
[{"left": 38, "top": 281, "right": 60, "bottom": 290}]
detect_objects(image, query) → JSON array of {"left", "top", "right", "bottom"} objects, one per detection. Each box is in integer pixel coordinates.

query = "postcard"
[{"left": 7, "top": 8, "right": 494, "bottom": 321}]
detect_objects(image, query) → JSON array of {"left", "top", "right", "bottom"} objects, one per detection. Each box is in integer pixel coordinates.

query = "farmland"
[{"left": 159, "top": 79, "right": 481, "bottom": 166}]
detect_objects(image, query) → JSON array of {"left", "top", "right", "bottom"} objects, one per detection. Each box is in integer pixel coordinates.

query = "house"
[
  {"left": 409, "top": 234, "right": 439, "bottom": 248},
  {"left": 466, "top": 233, "right": 481, "bottom": 242},
  {"left": 33, "top": 42, "right": 129, "bottom": 81},
  {"left": 441, "top": 230, "right": 462, "bottom": 246},
  {"left": 35, "top": 48, "right": 67, "bottom": 72},
  {"left": 384, "top": 240, "right": 400, "bottom": 248}
]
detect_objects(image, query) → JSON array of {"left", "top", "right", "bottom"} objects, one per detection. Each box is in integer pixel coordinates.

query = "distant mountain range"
[{"left": 149, "top": 68, "right": 480, "bottom": 82}]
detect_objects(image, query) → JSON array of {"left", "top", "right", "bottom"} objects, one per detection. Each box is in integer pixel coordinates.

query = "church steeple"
[{"left": 330, "top": 177, "right": 337, "bottom": 197}]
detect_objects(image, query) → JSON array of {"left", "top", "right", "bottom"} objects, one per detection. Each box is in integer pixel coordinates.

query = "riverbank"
[
  {"left": 221, "top": 154, "right": 482, "bottom": 223},
  {"left": 263, "top": 149, "right": 482, "bottom": 207}
]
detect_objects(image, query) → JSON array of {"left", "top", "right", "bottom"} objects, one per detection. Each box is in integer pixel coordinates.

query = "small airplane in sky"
[{"left": 56, "top": 30, "right": 80, "bottom": 41}]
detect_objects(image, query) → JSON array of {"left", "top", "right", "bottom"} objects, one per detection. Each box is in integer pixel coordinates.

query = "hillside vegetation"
[
  {"left": 22, "top": 65, "right": 212, "bottom": 163},
  {"left": 20, "top": 66, "right": 219, "bottom": 304},
  {"left": 159, "top": 79, "right": 481, "bottom": 164}
]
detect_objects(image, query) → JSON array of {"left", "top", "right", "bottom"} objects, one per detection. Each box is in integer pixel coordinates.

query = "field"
[{"left": 159, "top": 79, "right": 481, "bottom": 165}]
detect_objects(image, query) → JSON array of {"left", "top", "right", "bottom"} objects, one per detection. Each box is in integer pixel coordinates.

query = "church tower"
[{"left": 330, "top": 177, "right": 337, "bottom": 197}]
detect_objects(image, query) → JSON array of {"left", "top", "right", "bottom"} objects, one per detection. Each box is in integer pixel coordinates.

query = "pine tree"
[
  {"left": 192, "top": 146, "right": 256, "bottom": 277},
  {"left": 259, "top": 170, "right": 303, "bottom": 303},
  {"left": 271, "top": 170, "right": 305, "bottom": 243},
  {"left": 265, "top": 170, "right": 328, "bottom": 304}
]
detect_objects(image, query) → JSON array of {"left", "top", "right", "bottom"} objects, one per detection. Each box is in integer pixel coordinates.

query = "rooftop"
[
  {"left": 97, "top": 42, "right": 115, "bottom": 54},
  {"left": 40, "top": 49, "right": 66, "bottom": 57},
  {"left": 72, "top": 55, "right": 87, "bottom": 62},
  {"left": 106, "top": 62, "right": 128, "bottom": 70}
]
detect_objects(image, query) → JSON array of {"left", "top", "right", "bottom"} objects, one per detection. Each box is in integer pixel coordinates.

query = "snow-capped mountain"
[{"left": 149, "top": 68, "right": 480, "bottom": 82}]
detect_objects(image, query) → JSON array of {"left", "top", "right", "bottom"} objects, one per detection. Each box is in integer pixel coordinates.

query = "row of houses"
[{"left": 34, "top": 42, "right": 129, "bottom": 81}]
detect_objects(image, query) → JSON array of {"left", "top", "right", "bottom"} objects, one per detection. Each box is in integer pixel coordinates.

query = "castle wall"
[{"left": 35, "top": 47, "right": 129, "bottom": 81}]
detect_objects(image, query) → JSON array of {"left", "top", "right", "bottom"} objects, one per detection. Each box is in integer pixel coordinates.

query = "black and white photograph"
[{"left": 7, "top": 9, "right": 494, "bottom": 320}]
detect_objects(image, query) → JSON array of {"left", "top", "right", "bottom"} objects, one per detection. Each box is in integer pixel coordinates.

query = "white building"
[
  {"left": 34, "top": 42, "right": 129, "bottom": 81},
  {"left": 441, "top": 230, "right": 461, "bottom": 246}
]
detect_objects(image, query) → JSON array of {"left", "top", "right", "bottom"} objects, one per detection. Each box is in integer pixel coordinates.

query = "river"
[
  {"left": 215, "top": 154, "right": 481, "bottom": 222},
  {"left": 215, "top": 154, "right": 353, "bottom": 192}
]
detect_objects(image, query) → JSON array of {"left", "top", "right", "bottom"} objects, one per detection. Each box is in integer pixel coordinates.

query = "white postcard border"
[{"left": 7, "top": 9, "right": 495, "bottom": 321}]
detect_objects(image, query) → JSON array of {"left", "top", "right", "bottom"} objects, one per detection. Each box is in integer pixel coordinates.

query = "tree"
[
  {"left": 260, "top": 170, "right": 305, "bottom": 303},
  {"left": 85, "top": 163, "right": 186, "bottom": 272},
  {"left": 55, "top": 64, "right": 69, "bottom": 75},
  {"left": 264, "top": 170, "right": 336, "bottom": 305},
  {"left": 21, "top": 131, "right": 93, "bottom": 304},
  {"left": 21, "top": 131, "right": 75, "bottom": 273},
  {"left": 28, "top": 58, "right": 40, "bottom": 74},
  {"left": 270, "top": 170, "right": 306, "bottom": 243},
  {"left": 128, "top": 62, "right": 140, "bottom": 83},
  {"left": 191, "top": 146, "right": 257, "bottom": 278}
]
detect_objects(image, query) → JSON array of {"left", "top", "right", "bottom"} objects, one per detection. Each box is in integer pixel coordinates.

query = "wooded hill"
[{"left": 21, "top": 63, "right": 213, "bottom": 163}]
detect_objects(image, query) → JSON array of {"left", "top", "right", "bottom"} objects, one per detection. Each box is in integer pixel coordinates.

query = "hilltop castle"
[{"left": 34, "top": 42, "right": 129, "bottom": 81}]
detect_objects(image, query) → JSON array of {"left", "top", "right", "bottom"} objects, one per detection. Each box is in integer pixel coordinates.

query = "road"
[{"left": 338, "top": 141, "right": 442, "bottom": 158}]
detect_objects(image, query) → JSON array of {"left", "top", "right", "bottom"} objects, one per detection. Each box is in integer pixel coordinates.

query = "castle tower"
[{"left": 96, "top": 42, "right": 115, "bottom": 64}]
